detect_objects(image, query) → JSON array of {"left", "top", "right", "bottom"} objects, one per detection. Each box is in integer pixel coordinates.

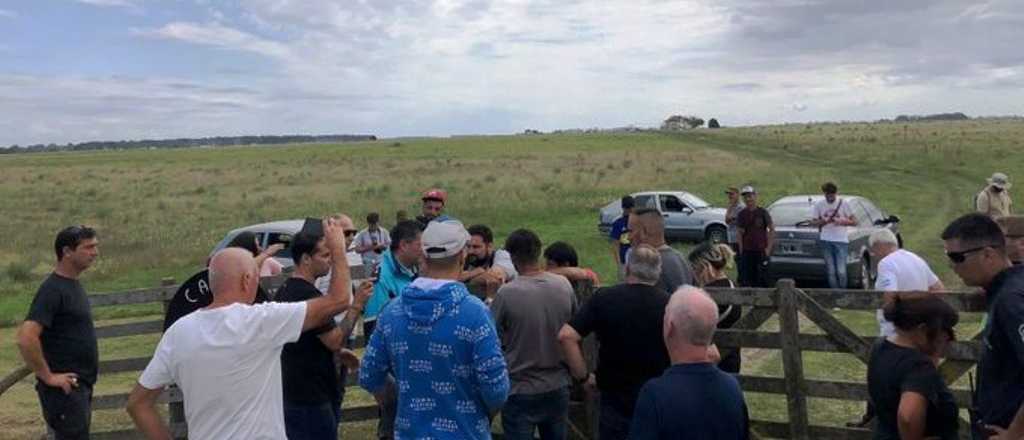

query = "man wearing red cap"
[{"left": 416, "top": 188, "right": 456, "bottom": 226}]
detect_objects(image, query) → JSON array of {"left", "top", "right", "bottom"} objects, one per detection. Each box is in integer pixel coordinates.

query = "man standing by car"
[
  {"left": 17, "top": 226, "right": 100, "bottom": 440},
  {"left": 609, "top": 195, "right": 635, "bottom": 280},
  {"left": 724, "top": 187, "right": 743, "bottom": 252},
  {"left": 736, "top": 186, "right": 774, "bottom": 287},
  {"left": 978, "top": 172, "right": 1013, "bottom": 218},
  {"left": 811, "top": 182, "right": 857, "bottom": 289},
  {"left": 940, "top": 213, "right": 1024, "bottom": 440},
  {"left": 869, "top": 228, "right": 945, "bottom": 336}
]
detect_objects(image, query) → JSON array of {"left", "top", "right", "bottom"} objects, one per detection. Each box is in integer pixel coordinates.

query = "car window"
[
  {"left": 848, "top": 201, "right": 872, "bottom": 226},
  {"left": 681, "top": 193, "right": 710, "bottom": 208},
  {"left": 767, "top": 203, "right": 814, "bottom": 226},
  {"left": 266, "top": 232, "right": 293, "bottom": 258},
  {"left": 859, "top": 199, "right": 885, "bottom": 223},
  {"left": 634, "top": 195, "right": 657, "bottom": 210},
  {"left": 660, "top": 195, "right": 688, "bottom": 212}
]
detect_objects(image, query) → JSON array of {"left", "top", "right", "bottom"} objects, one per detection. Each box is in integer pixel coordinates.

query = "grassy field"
[{"left": 0, "top": 120, "right": 1020, "bottom": 438}]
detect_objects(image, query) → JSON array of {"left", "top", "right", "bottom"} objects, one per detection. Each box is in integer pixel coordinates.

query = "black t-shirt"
[
  {"left": 25, "top": 273, "right": 99, "bottom": 386},
  {"left": 568, "top": 283, "right": 671, "bottom": 415},
  {"left": 977, "top": 265, "right": 1024, "bottom": 431},
  {"left": 867, "top": 340, "right": 958, "bottom": 440},
  {"left": 706, "top": 278, "right": 742, "bottom": 329},
  {"left": 277, "top": 278, "right": 339, "bottom": 405},
  {"left": 737, "top": 207, "right": 772, "bottom": 253}
]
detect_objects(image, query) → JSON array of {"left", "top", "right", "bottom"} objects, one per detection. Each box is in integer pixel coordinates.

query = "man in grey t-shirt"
[
  {"left": 491, "top": 229, "right": 578, "bottom": 440},
  {"left": 629, "top": 208, "right": 694, "bottom": 293}
]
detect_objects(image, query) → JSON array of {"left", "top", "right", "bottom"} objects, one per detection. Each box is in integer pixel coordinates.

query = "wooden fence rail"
[{"left": 1, "top": 277, "right": 985, "bottom": 440}]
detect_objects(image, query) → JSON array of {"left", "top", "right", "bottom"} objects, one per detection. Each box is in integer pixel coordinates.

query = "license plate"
[{"left": 778, "top": 243, "right": 801, "bottom": 255}]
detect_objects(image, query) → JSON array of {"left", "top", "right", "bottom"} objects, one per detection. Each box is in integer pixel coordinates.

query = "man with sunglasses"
[
  {"left": 941, "top": 213, "right": 1024, "bottom": 439},
  {"left": 17, "top": 226, "right": 99, "bottom": 440}
]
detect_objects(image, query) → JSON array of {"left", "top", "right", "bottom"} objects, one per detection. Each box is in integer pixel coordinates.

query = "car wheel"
[
  {"left": 705, "top": 225, "right": 727, "bottom": 244},
  {"left": 857, "top": 255, "right": 874, "bottom": 290}
]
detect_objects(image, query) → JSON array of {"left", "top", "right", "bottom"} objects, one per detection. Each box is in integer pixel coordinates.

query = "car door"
[{"left": 659, "top": 194, "right": 700, "bottom": 240}]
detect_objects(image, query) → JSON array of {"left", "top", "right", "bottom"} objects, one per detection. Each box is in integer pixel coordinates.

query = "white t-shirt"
[
  {"left": 353, "top": 227, "right": 391, "bottom": 265},
  {"left": 812, "top": 198, "right": 855, "bottom": 243},
  {"left": 139, "top": 302, "right": 307, "bottom": 440},
  {"left": 874, "top": 249, "right": 940, "bottom": 337},
  {"left": 492, "top": 249, "right": 518, "bottom": 281}
]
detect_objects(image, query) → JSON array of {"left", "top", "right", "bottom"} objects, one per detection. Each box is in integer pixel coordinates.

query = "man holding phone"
[{"left": 810, "top": 182, "right": 857, "bottom": 289}]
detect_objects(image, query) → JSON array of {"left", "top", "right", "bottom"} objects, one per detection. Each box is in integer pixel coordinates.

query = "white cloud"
[
  {"left": 75, "top": 0, "right": 139, "bottom": 8},
  {"left": 139, "top": 22, "right": 290, "bottom": 58},
  {"left": 0, "top": 8, "right": 17, "bottom": 18}
]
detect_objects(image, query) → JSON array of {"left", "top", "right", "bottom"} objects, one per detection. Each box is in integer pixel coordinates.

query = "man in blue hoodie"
[{"left": 360, "top": 221, "right": 510, "bottom": 439}]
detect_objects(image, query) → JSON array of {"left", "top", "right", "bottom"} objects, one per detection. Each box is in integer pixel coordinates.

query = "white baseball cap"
[
  {"left": 421, "top": 221, "right": 470, "bottom": 259},
  {"left": 740, "top": 185, "right": 756, "bottom": 195}
]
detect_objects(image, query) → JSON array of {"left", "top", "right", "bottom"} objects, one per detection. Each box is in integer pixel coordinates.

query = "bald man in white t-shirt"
[{"left": 869, "top": 229, "right": 945, "bottom": 337}]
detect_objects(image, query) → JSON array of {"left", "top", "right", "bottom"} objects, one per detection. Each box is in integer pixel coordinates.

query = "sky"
[{"left": 1, "top": 0, "right": 1023, "bottom": 146}]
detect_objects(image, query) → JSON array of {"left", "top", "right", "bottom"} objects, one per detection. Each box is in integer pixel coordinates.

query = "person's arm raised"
[{"left": 303, "top": 218, "right": 352, "bottom": 332}]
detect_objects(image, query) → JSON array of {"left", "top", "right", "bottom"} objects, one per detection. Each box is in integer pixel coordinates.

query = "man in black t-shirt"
[
  {"left": 17, "top": 226, "right": 100, "bottom": 440},
  {"left": 736, "top": 186, "right": 774, "bottom": 287},
  {"left": 941, "top": 214, "right": 1024, "bottom": 439},
  {"left": 279, "top": 229, "right": 372, "bottom": 440},
  {"left": 558, "top": 245, "right": 670, "bottom": 440}
]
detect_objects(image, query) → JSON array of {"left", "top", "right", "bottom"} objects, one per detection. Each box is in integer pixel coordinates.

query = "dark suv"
[{"left": 765, "top": 195, "right": 901, "bottom": 288}]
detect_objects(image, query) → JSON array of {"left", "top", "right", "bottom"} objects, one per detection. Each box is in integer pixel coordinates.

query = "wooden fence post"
[
  {"left": 160, "top": 278, "right": 186, "bottom": 439},
  {"left": 776, "top": 279, "right": 810, "bottom": 440}
]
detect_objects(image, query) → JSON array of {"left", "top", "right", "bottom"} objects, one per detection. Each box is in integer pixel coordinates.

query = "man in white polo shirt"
[
  {"left": 869, "top": 228, "right": 945, "bottom": 336},
  {"left": 126, "top": 218, "right": 355, "bottom": 440}
]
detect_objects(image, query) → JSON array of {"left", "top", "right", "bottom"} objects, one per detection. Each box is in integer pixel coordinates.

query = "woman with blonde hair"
[{"left": 687, "top": 241, "right": 742, "bottom": 373}]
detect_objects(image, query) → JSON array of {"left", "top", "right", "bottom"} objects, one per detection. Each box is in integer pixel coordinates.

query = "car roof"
[
  {"left": 769, "top": 194, "right": 863, "bottom": 206},
  {"left": 632, "top": 190, "right": 693, "bottom": 197},
  {"left": 227, "top": 219, "right": 305, "bottom": 235}
]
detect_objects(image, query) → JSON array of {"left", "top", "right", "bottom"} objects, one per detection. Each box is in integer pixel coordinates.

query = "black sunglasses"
[
  {"left": 344, "top": 230, "right": 358, "bottom": 237},
  {"left": 946, "top": 246, "right": 995, "bottom": 264}
]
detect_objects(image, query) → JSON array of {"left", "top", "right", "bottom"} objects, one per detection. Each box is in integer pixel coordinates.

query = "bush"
[{"left": 6, "top": 261, "right": 34, "bottom": 283}]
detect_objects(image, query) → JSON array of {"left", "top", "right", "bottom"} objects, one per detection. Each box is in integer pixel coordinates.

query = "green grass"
[{"left": 2, "top": 120, "right": 1022, "bottom": 437}]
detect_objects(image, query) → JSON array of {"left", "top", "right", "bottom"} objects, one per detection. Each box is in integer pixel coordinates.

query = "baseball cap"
[
  {"left": 421, "top": 221, "right": 470, "bottom": 259},
  {"left": 422, "top": 188, "right": 448, "bottom": 204},
  {"left": 725, "top": 187, "right": 739, "bottom": 195},
  {"left": 740, "top": 185, "right": 756, "bottom": 195}
]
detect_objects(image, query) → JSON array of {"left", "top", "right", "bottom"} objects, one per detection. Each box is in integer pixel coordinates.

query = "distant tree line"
[
  {"left": 888, "top": 112, "right": 970, "bottom": 123},
  {"left": 1, "top": 134, "right": 378, "bottom": 155}
]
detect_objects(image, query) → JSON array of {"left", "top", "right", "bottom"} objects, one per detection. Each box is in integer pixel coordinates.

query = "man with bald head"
[
  {"left": 629, "top": 286, "right": 749, "bottom": 440},
  {"left": 127, "top": 218, "right": 356, "bottom": 440},
  {"left": 628, "top": 208, "right": 693, "bottom": 294}
]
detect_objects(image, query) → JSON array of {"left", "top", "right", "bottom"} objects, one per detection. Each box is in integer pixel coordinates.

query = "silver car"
[
  {"left": 765, "top": 195, "right": 901, "bottom": 288},
  {"left": 598, "top": 191, "right": 729, "bottom": 243},
  {"left": 209, "top": 219, "right": 303, "bottom": 269}
]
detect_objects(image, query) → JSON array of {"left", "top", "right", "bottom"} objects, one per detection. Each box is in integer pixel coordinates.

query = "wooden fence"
[{"left": 0, "top": 278, "right": 986, "bottom": 439}]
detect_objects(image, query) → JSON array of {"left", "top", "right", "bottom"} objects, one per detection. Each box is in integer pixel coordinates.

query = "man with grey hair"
[
  {"left": 977, "top": 172, "right": 1012, "bottom": 218},
  {"left": 628, "top": 286, "right": 749, "bottom": 440},
  {"left": 558, "top": 245, "right": 670, "bottom": 440},
  {"left": 869, "top": 228, "right": 944, "bottom": 337}
]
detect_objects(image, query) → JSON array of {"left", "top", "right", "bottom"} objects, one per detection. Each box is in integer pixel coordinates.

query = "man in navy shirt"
[
  {"left": 941, "top": 213, "right": 1024, "bottom": 439},
  {"left": 609, "top": 195, "right": 635, "bottom": 280},
  {"left": 629, "top": 286, "right": 749, "bottom": 440}
]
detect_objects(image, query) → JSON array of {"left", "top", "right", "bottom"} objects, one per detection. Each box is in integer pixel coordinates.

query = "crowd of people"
[{"left": 13, "top": 172, "right": 1024, "bottom": 440}]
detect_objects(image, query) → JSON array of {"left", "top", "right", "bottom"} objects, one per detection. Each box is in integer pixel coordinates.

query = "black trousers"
[
  {"left": 738, "top": 251, "right": 767, "bottom": 287},
  {"left": 36, "top": 380, "right": 92, "bottom": 440}
]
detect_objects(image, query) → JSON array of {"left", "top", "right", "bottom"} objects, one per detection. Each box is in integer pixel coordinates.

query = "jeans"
[
  {"left": 501, "top": 387, "right": 570, "bottom": 440},
  {"left": 738, "top": 251, "right": 767, "bottom": 287},
  {"left": 599, "top": 393, "right": 635, "bottom": 440},
  {"left": 820, "top": 240, "right": 849, "bottom": 288},
  {"left": 283, "top": 401, "right": 341, "bottom": 440},
  {"left": 36, "top": 381, "right": 92, "bottom": 440}
]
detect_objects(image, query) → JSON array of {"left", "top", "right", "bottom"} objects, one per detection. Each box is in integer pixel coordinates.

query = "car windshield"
[
  {"left": 681, "top": 193, "right": 709, "bottom": 208},
  {"left": 769, "top": 203, "right": 814, "bottom": 226}
]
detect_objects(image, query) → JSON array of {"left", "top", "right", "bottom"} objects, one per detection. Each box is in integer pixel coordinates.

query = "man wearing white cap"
[
  {"left": 978, "top": 172, "right": 1013, "bottom": 218},
  {"left": 360, "top": 221, "right": 510, "bottom": 440}
]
